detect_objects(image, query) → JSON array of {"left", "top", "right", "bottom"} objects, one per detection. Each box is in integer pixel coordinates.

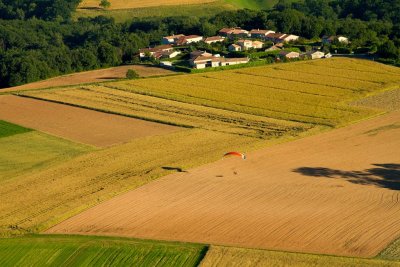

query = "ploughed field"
[
  {"left": 47, "top": 109, "right": 400, "bottom": 258},
  {"left": 0, "top": 95, "right": 179, "bottom": 147}
]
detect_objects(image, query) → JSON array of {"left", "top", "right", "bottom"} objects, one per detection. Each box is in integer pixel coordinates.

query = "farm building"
[
  {"left": 279, "top": 51, "right": 300, "bottom": 59},
  {"left": 250, "top": 29, "right": 275, "bottom": 39},
  {"left": 204, "top": 36, "right": 225, "bottom": 44},
  {"left": 190, "top": 55, "right": 249, "bottom": 69},
  {"left": 306, "top": 51, "right": 325, "bottom": 59}
]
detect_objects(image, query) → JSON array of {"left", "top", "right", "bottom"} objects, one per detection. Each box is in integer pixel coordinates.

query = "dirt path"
[
  {"left": 1, "top": 65, "right": 175, "bottom": 93},
  {"left": 0, "top": 95, "right": 179, "bottom": 147},
  {"left": 47, "top": 111, "right": 400, "bottom": 257}
]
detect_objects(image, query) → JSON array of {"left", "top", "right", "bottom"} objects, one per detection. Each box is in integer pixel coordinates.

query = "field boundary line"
[{"left": 13, "top": 93, "right": 194, "bottom": 129}]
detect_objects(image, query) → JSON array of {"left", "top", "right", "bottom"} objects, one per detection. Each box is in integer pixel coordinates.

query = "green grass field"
[
  {"left": 0, "top": 120, "right": 32, "bottom": 138},
  {"left": 0, "top": 121, "right": 93, "bottom": 182},
  {"left": 0, "top": 235, "right": 207, "bottom": 267}
]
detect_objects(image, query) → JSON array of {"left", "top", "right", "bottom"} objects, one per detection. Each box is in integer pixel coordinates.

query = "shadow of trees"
[{"left": 293, "top": 164, "right": 400, "bottom": 190}]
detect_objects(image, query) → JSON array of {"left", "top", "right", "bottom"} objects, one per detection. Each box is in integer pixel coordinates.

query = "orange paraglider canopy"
[{"left": 223, "top": 152, "right": 246, "bottom": 160}]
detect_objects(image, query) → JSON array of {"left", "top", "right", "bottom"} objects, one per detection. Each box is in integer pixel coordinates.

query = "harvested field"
[
  {"left": 200, "top": 246, "right": 400, "bottom": 267},
  {"left": 79, "top": 0, "right": 216, "bottom": 9},
  {"left": 21, "top": 85, "right": 310, "bottom": 139},
  {"left": 0, "top": 129, "right": 265, "bottom": 236},
  {"left": 48, "top": 110, "right": 400, "bottom": 258},
  {"left": 352, "top": 87, "right": 400, "bottom": 111},
  {"left": 0, "top": 235, "right": 206, "bottom": 266},
  {"left": 1, "top": 65, "right": 175, "bottom": 93},
  {"left": 0, "top": 95, "right": 179, "bottom": 147}
]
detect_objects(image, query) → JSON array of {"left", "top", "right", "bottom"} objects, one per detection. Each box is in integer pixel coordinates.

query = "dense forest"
[{"left": 0, "top": 0, "right": 399, "bottom": 88}]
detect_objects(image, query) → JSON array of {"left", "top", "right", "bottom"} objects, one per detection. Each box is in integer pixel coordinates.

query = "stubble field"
[{"left": 48, "top": 109, "right": 400, "bottom": 257}]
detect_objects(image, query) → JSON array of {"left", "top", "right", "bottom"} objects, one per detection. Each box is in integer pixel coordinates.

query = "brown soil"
[
  {"left": 1, "top": 65, "right": 175, "bottom": 93},
  {"left": 0, "top": 95, "right": 179, "bottom": 147},
  {"left": 47, "top": 111, "right": 400, "bottom": 257}
]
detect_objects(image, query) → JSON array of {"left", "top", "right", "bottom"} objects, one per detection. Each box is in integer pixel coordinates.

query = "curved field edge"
[
  {"left": 0, "top": 234, "right": 208, "bottom": 267},
  {"left": 199, "top": 245, "right": 400, "bottom": 267}
]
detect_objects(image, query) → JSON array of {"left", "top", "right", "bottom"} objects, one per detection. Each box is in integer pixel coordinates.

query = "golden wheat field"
[{"left": 79, "top": 0, "right": 217, "bottom": 10}]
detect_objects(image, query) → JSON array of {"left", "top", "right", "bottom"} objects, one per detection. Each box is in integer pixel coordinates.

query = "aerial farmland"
[{"left": 1, "top": 0, "right": 400, "bottom": 266}]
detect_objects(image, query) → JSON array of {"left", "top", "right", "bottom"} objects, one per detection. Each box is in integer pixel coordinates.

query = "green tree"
[
  {"left": 126, "top": 69, "right": 139, "bottom": 79},
  {"left": 378, "top": 40, "right": 399, "bottom": 59},
  {"left": 99, "top": 0, "right": 111, "bottom": 9}
]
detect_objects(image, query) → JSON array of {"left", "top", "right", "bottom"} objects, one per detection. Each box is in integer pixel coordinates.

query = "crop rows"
[
  {"left": 22, "top": 86, "right": 308, "bottom": 139},
  {"left": 0, "top": 235, "right": 206, "bottom": 267},
  {"left": 107, "top": 77, "right": 375, "bottom": 126}
]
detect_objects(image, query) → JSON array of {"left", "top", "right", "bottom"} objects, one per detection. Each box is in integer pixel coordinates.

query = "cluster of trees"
[{"left": 0, "top": 0, "right": 399, "bottom": 88}]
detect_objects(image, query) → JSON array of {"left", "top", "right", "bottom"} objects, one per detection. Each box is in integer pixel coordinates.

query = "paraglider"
[{"left": 223, "top": 152, "right": 246, "bottom": 160}]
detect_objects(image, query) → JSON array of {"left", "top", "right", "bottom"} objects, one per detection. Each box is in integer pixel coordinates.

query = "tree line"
[{"left": 0, "top": 0, "right": 399, "bottom": 88}]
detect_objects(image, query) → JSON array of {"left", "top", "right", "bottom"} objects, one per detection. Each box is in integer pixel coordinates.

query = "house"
[
  {"left": 250, "top": 29, "right": 275, "bottom": 39},
  {"left": 266, "top": 45, "right": 281, "bottom": 52},
  {"left": 177, "top": 35, "right": 203, "bottom": 45},
  {"left": 266, "top": 42, "right": 284, "bottom": 51},
  {"left": 162, "top": 34, "right": 185, "bottom": 45},
  {"left": 162, "top": 34, "right": 203, "bottom": 45},
  {"left": 190, "top": 55, "right": 249, "bottom": 69},
  {"left": 204, "top": 36, "right": 225, "bottom": 44},
  {"left": 252, "top": 40, "right": 264, "bottom": 49},
  {"left": 279, "top": 51, "right": 300, "bottom": 59},
  {"left": 162, "top": 50, "right": 181, "bottom": 59},
  {"left": 139, "top": 45, "right": 173, "bottom": 58},
  {"left": 235, "top": 40, "right": 264, "bottom": 50},
  {"left": 266, "top": 33, "right": 299, "bottom": 43},
  {"left": 306, "top": 51, "right": 325, "bottom": 59},
  {"left": 229, "top": 44, "right": 242, "bottom": 52},
  {"left": 322, "top": 35, "right": 349, "bottom": 44},
  {"left": 237, "top": 39, "right": 253, "bottom": 50},
  {"left": 190, "top": 50, "right": 212, "bottom": 58},
  {"left": 219, "top": 27, "right": 249, "bottom": 39}
]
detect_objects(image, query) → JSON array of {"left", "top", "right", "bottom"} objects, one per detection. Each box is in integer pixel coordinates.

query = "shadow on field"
[
  {"left": 293, "top": 163, "right": 400, "bottom": 190},
  {"left": 162, "top": 166, "right": 187, "bottom": 173}
]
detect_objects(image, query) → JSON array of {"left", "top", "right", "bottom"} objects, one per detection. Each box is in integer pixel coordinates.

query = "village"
[{"left": 138, "top": 27, "right": 349, "bottom": 70}]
